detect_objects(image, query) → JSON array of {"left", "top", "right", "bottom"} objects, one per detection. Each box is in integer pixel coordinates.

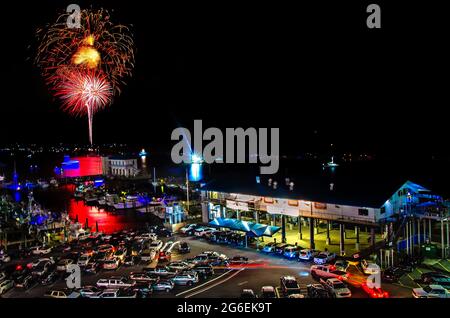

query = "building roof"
[{"left": 200, "top": 163, "right": 418, "bottom": 208}]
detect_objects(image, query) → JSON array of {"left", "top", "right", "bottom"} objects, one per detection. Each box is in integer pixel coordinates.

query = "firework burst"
[{"left": 35, "top": 8, "right": 135, "bottom": 145}]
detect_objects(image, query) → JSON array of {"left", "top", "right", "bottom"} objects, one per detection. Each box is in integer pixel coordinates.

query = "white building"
[{"left": 102, "top": 156, "right": 138, "bottom": 178}]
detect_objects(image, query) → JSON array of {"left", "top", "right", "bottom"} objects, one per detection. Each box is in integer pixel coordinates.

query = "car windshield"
[
  {"left": 423, "top": 286, "right": 433, "bottom": 293},
  {"left": 333, "top": 282, "right": 346, "bottom": 289},
  {"left": 284, "top": 280, "right": 298, "bottom": 288}
]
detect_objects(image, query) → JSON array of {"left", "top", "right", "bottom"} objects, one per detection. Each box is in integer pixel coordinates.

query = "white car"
[
  {"left": 31, "top": 257, "right": 55, "bottom": 268},
  {"left": 180, "top": 224, "right": 197, "bottom": 234},
  {"left": 77, "top": 254, "right": 91, "bottom": 267},
  {"left": 167, "top": 261, "right": 193, "bottom": 271},
  {"left": 361, "top": 259, "right": 379, "bottom": 275},
  {"left": 194, "top": 228, "right": 214, "bottom": 237},
  {"left": 44, "top": 289, "right": 80, "bottom": 298},
  {"left": 148, "top": 240, "right": 163, "bottom": 251},
  {"left": 0, "top": 280, "right": 14, "bottom": 295},
  {"left": 0, "top": 253, "right": 11, "bottom": 263},
  {"left": 313, "top": 252, "right": 336, "bottom": 265},
  {"left": 103, "top": 259, "right": 120, "bottom": 270},
  {"left": 136, "top": 233, "right": 157, "bottom": 241},
  {"left": 140, "top": 249, "right": 157, "bottom": 261},
  {"left": 310, "top": 265, "right": 348, "bottom": 280},
  {"left": 96, "top": 277, "right": 136, "bottom": 289},
  {"left": 321, "top": 278, "right": 352, "bottom": 298},
  {"left": 412, "top": 285, "right": 450, "bottom": 298},
  {"left": 31, "top": 245, "right": 52, "bottom": 255},
  {"left": 77, "top": 233, "right": 90, "bottom": 241},
  {"left": 299, "top": 249, "right": 320, "bottom": 261}
]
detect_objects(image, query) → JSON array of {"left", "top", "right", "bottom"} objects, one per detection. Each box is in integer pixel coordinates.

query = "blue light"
[
  {"left": 189, "top": 163, "right": 202, "bottom": 182},
  {"left": 191, "top": 153, "right": 203, "bottom": 164}
]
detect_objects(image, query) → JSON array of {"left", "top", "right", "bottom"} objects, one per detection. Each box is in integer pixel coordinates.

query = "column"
[
  {"left": 326, "top": 220, "right": 331, "bottom": 245},
  {"left": 343, "top": 224, "right": 347, "bottom": 239},
  {"left": 411, "top": 218, "right": 415, "bottom": 256},
  {"left": 281, "top": 215, "right": 286, "bottom": 243},
  {"left": 236, "top": 210, "right": 241, "bottom": 221},
  {"left": 355, "top": 225, "right": 360, "bottom": 251},
  {"left": 406, "top": 220, "right": 410, "bottom": 255},
  {"left": 429, "top": 219, "right": 432, "bottom": 242},
  {"left": 298, "top": 217, "right": 303, "bottom": 240},
  {"left": 441, "top": 219, "right": 445, "bottom": 259},
  {"left": 370, "top": 227, "right": 376, "bottom": 247},
  {"left": 254, "top": 210, "right": 259, "bottom": 224},
  {"left": 417, "top": 219, "right": 421, "bottom": 245},
  {"left": 315, "top": 219, "right": 320, "bottom": 234},
  {"left": 271, "top": 214, "right": 276, "bottom": 226},
  {"left": 309, "top": 217, "right": 315, "bottom": 249},
  {"left": 339, "top": 224, "right": 345, "bottom": 256},
  {"left": 423, "top": 219, "right": 427, "bottom": 242},
  {"left": 446, "top": 220, "right": 449, "bottom": 259}
]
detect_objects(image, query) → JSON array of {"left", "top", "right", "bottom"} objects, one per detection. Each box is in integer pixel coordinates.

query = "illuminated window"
[{"left": 358, "top": 209, "right": 369, "bottom": 216}]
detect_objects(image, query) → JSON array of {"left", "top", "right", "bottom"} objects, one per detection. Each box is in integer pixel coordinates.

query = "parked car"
[
  {"left": 0, "top": 271, "right": 6, "bottom": 282},
  {"left": 0, "top": 279, "right": 14, "bottom": 295},
  {"left": 228, "top": 256, "right": 249, "bottom": 266},
  {"left": 114, "top": 248, "right": 128, "bottom": 262},
  {"left": 97, "top": 289, "right": 137, "bottom": 298},
  {"left": 333, "top": 259, "right": 349, "bottom": 272},
  {"left": 131, "top": 281, "right": 153, "bottom": 298},
  {"left": 412, "top": 285, "right": 450, "bottom": 298},
  {"left": 307, "top": 283, "right": 331, "bottom": 298},
  {"left": 298, "top": 249, "right": 320, "bottom": 261},
  {"left": 96, "top": 277, "right": 136, "bottom": 289},
  {"left": 124, "top": 255, "right": 140, "bottom": 266},
  {"left": 421, "top": 272, "right": 450, "bottom": 287},
  {"left": 151, "top": 280, "right": 174, "bottom": 292},
  {"left": 77, "top": 286, "right": 103, "bottom": 298},
  {"left": 171, "top": 273, "right": 199, "bottom": 286},
  {"left": 96, "top": 244, "right": 115, "bottom": 254},
  {"left": 148, "top": 240, "right": 163, "bottom": 251},
  {"left": 194, "top": 227, "right": 214, "bottom": 238},
  {"left": 167, "top": 261, "right": 192, "bottom": 271},
  {"left": 314, "top": 252, "right": 336, "bottom": 265},
  {"left": 283, "top": 246, "right": 302, "bottom": 259},
  {"left": 30, "top": 257, "right": 55, "bottom": 268},
  {"left": 158, "top": 250, "right": 172, "bottom": 262},
  {"left": 261, "top": 242, "right": 277, "bottom": 253},
  {"left": 240, "top": 289, "right": 257, "bottom": 298},
  {"left": 84, "top": 261, "right": 101, "bottom": 274},
  {"left": 44, "top": 289, "right": 80, "bottom": 298},
  {"left": 140, "top": 249, "right": 157, "bottom": 262},
  {"left": 274, "top": 243, "right": 289, "bottom": 255},
  {"left": 320, "top": 278, "right": 352, "bottom": 298},
  {"left": 180, "top": 224, "right": 197, "bottom": 235},
  {"left": 77, "top": 254, "right": 91, "bottom": 267},
  {"left": 31, "top": 261, "right": 53, "bottom": 277},
  {"left": 129, "top": 272, "right": 160, "bottom": 284},
  {"left": 40, "top": 270, "right": 59, "bottom": 285},
  {"left": 156, "top": 227, "right": 173, "bottom": 238},
  {"left": 260, "top": 286, "right": 277, "bottom": 298},
  {"left": 178, "top": 242, "right": 191, "bottom": 253},
  {"left": 0, "top": 253, "right": 11, "bottom": 263},
  {"left": 30, "top": 245, "right": 52, "bottom": 255},
  {"left": 310, "top": 265, "right": 348, "bottom": 280},
  {"left": 191, "top": 264, "right": 214, "bottom": 278},
  {"left": 280, "top": 276, "right": 301, "bottom": 296},
  {"left": 135, "top": 233, "right": 158, "bottom": 241},
  {"left": 146, "top": 266, "right": 177, "bottom": 277},
  {"left": 382, "top": 267, "right": 404, "bottom": 283},
  {"left": 103, "top": 259, "right": 120, "bottom": 270},
  {"left": 56, "top": 259, "right": 74, "bottom": 272},
  {"left": 361, "top": 259, "right": 379, "bottom": 275},
  {"left": 14, "top": 274, "right": 36, "bottom": 289}
]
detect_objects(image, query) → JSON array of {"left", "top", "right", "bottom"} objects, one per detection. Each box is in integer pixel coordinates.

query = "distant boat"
[{"left": 324, "top": 156, "right": 339, "bottom": 168}]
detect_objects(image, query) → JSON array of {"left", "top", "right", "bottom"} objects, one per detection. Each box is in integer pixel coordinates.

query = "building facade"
[{"left": 101, "top": 156, "right": 138, "bottom": 178}]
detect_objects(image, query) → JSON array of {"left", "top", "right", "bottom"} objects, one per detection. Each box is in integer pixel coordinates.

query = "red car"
[
  {"left": 361, "top": 283, "right": 389, "bottom": 298},
  {"left": 158, "top": 251, "right": 171, "bottom": 262}
]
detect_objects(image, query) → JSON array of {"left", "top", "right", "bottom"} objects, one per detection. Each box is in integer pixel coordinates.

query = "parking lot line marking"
[
  {"left": 237, "top": 280, "right": 248, "bottom": 286},
  {"left": 175, "top": 270, "right": 233, "bottom": 296},
  {"left": 184, "top": 269, "right": 245, "bottom": 298},
  {"left": 406, "top": 274, "right": 421, "bottom": 288},
  {"left": 436, "top": 261, "right": 450, "bottom": 273},
  {"left": 416, "top": 268, "right": 423, "bottom": 274}
]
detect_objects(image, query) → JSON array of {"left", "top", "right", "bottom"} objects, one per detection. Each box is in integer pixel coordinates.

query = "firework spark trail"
[{"left": 35, "top": 8, "right": 135, "bottom": 145}]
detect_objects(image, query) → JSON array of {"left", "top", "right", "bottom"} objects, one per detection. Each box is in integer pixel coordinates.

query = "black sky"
[{"left": 0, "top": 1, "right": 449, "bottom": 158}]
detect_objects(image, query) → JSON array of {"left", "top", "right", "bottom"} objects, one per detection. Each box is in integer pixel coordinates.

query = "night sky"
[{"left": 1, "top": 1, "right": 448, "bottom": 158}]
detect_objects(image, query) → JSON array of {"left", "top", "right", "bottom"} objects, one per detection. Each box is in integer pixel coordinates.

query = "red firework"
[{"left": 54, "top": 69, "right": 112, "bottom": 116}]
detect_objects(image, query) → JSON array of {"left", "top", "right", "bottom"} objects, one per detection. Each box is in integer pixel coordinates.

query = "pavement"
[{"left": 1, "top": 233, "right": 413, "bottom": 298}]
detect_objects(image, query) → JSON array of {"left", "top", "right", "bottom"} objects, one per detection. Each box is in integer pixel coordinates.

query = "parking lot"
[{"left": 0, "top": 228, "right": 416, "bottom": 299}]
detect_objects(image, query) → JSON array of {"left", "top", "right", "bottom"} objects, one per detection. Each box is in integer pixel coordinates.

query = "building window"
[{"left": 358, "top": 208, "right": 369, "bottom": 216}]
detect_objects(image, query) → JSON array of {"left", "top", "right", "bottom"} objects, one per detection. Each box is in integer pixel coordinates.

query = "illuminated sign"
[{"left": 226, "top": 200, "right": 249, "bottom": 211}]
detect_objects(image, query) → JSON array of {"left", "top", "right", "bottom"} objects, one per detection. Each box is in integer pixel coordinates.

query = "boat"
[{"left": 324, "top": 156, "right": 339, "bottom": 168}]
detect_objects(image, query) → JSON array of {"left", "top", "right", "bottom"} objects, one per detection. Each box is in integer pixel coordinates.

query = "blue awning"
[{"left": 208, "top": 217, "right": 281, "bottom": 237}]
